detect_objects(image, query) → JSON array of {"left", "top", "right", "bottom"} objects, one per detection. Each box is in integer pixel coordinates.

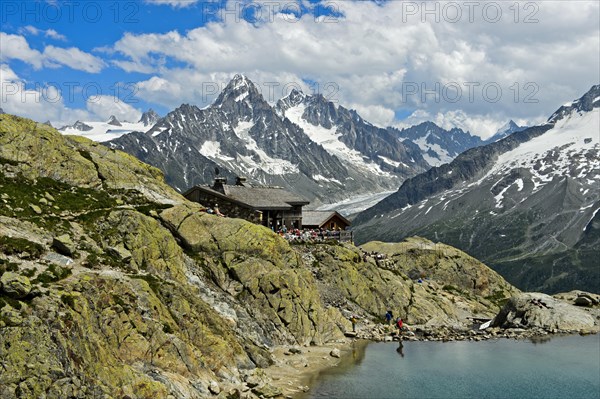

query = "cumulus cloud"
[
  {"left": 18, "top": 25, "right": 67, "bottom": 41},
  {"left": 1, "top": 65, "right": 139, "bottom": 126},
  {"left": 45, "top": 29, "right": 67, "bottom": 41},
  {"left": 43, "top": 46, "right": 106, "bottom": 73},
  {"left": 0, "top": 33, "right": 44, "bottom": 69},
  {"left": 4, "top": 1, "right": 599, "bottom": 134},
  {"left": 0, "top": 33, "right": 104, "bottom": 73},
  {"left": 106, "top": 1, "right": 599, "bottom": 135},
  {"left": 85, "top": 95, "right": 142, "bottom": 122},
  {"left": 0, "top": 64, "right": 92, "bottom": 126}
]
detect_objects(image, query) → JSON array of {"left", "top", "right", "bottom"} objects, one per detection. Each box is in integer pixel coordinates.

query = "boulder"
[
  {"left": 107, "top": 245, "right": 132, "bottom": 263},
  {"left": 1, "top": 272, "right": 32, "bottom": 298},
  {"left": 208, "top": 381, "right": 220, "bottom": 395},
  {"left": 52, "top": 235, "right": 76, "bottom": 256},
  {"left": 29, "top": 204, "right": 42, "bottom": 215},
  {"left": 575, "top": 296, "right": 593, "bottom": 307},
  {"left": 492, "top": 293, "right": 597, "bottom": 332},
  {"left": 329, "top": 348, "right": 341, "bottom": 358},
  {"left": 251, "top": 384, "right": 282, "bottom": 398},
  {"left": 0, "top": 307, "right": 23, "bottom": 326}
]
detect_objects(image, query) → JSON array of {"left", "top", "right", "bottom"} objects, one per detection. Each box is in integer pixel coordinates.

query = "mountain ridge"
[
  {"left": 107, "top": 75, "right": 429, "bottom": 203},
  {"left": 353, "top": 84, "right": 600, "bottom": 294}
]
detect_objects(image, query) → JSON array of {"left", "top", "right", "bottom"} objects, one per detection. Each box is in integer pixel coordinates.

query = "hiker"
[
  {"left": 396, "top": 317, "right": 403, "bottom": 333},
  {"left": 385, "top": 310, "right": 393, "bottom": 325},
  {"left": 350, "top": 315, "right": 358, "bottom": 332},
  {"left": 213, "top": 204, "right": 224, "bottom": 217}
]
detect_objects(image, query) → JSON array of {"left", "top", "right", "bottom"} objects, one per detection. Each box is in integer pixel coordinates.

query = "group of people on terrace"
[{"left": 276, "top": 227, "right": 349, "bottom": 242}]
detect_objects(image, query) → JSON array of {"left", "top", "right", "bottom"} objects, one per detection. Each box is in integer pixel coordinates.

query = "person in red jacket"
[{"left": 396, "top": 317, "right": 403, "bottom": 333}]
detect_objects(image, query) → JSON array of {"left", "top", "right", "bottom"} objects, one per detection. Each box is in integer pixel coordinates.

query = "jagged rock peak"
[
  {"left": 59, "top": 120, "right": 93, "bottom": 132},
  {"left": 107, "top": 115, "right": 122, "bottom": 126},
  {"left": 214, "top": 74, "right": 264, "bottom": 107},
  {"left": 285, "top": 87, "right": 307, "bottom": 103},
  {"left": 0, "top": 107, "right": 4, "bottom": 114},
  {"left": 139, "top": 109, "right": 160, "bottom": 126},
  {"left": 276, "top": 88, "right": 308, "bottom": 113}
]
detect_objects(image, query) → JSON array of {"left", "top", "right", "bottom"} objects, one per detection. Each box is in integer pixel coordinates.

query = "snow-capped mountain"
[
  {"left": 354, "top": 85, "right": 600, "bottom": 294},
  {"left": 58, "top": 110, "right": 160, "bottom": 142},
  {"left": 276, "top": 88, "right": 428, "bottom": 178},
  {"left": 139, "top": 109, "right": 160, "bottom": 127},
  {"left": 107, "top": 115, "right": 122, "bottom": 126},
  {"left": 484, "top": 120, "right": 528, "bottom": 143},
  {"left": 390, "top": 122, "right": 486, "bottom": 167},
  {"left": 107, "top": 75, "right": 428, "bottom": 203}
]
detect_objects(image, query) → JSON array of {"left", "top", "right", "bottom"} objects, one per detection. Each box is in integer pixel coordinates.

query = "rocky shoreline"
[
  {"left": 251, "top": 291, "right": 600, "bottom": 399},
  {"left": 250, "top": 325, "right": 599, "bottom": 399}
]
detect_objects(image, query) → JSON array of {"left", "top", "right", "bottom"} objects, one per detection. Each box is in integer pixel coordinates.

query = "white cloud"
[
  {"left": 43, "top": 46, "right": 105, "bottom": 73},
  {"left": 0, "top": 33, "right": 43, "bottom": 69},
  {"left": 0, "top": 63, "right": 91, "bottom": 126},
  {"left": 4, "top": 1, "right": 598, "bottom": 135},
  {"left": 0, "top": 33, "right": 104, "bottom": 73},
  {"left": 44, "top": 29, "right": 67, "bottom": 41},
  {"left": 0, "top": 65, "right": 139, "bottom": 126},
  {"left": 350, "top": 104, "right": 396, "bottom": 128},
  {"left": 107, "top": 0, "right": 599, "bottom": 136},
  {"left": 85, "top": 95, "right": 142, "bottom": 123},
  {"left": 18, "top": 25, "right": 67, "bottom": 41}
]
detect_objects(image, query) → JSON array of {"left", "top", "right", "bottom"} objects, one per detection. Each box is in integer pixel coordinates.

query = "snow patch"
[
  {"left": 60, "top": 121, "right": 151, "bottom": 142},
  {"left": 313, "top": 174, "right": 342, "bottom": 185},
  {"left": 285, "top": 104, "right": 391, "bottom": 177},
  {"left": 233, "top": 121, "right": 298, "bottom": 175},
  {"left": 476, "top": 109, "right": 600, "bottom": 192},
  {"left": 199, "top": 141, "right": 234, "bottom": 162}
]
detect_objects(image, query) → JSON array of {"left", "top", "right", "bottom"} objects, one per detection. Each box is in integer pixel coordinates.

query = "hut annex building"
[{"left": 184, "top": 177, "right": 351, "bottom": 232}]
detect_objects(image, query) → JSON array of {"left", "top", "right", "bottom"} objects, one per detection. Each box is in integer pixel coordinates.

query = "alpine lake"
[{"left": 304, "top": 334, "right": 600, "bottom": 399}]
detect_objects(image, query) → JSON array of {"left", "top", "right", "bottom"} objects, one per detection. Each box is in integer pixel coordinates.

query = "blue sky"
[{"left": 1, "top": 0, "right": 599, "bottom": 137}]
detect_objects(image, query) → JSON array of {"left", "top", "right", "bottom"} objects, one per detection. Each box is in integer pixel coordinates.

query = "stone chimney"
[
  {"left": 212, "top": 177, "right": 227, "bottom": 193},
  {"left": 235, "top": 176, "right": 247, "bottom": 186}
]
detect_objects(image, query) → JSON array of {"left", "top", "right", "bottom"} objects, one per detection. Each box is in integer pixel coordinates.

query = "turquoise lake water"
[{"left": 308, "top": 335, "right": 600, "bottom": 399}]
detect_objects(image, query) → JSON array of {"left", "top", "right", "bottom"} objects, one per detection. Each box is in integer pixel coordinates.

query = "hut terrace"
[{"left": 184, "top": 177, "right": 310, "bottom": 230}]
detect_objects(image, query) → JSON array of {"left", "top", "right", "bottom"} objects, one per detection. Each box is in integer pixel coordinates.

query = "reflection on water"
[
  {"left": 309, "top": 335, "right": 600, "bottom": 399},
  {"left": 528, "top": 335, "right": 553, "bottom": 345},
  {"left": 396, "top": 341, "right": 404, "bottom": 358},
  {"left": 297, "top": 340, "right": 368, "bottom": 399}
]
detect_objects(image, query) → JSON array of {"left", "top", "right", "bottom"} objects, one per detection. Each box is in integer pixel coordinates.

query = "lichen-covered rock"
[
  {"left": 1, "top": 272, "right": 32, "bottom": 298},
  {"left": 492, "top": 293, "right": 598, "bottom": 332},
  {"left": 305, "top": 241, "right": 513, "bottom": 328},
  {"left": 251, "top": 383, "right": 282, "bottom": 398},
  {"left": 0, "top": 114, "right": 181, "bottom": 204},
  {"left": 160, "top": 204, "right": 346, "bottom": 346},
  {"left": 361, "top": 237, "right": 517, "bottom": 298},
  {"left": 101, "top": 210, "right": 188, "bottom": 283},
  {"left": 160, "top": 204, "right": 296, "bottom": 267},
  {"left": 52, "top": 234, "right": 76, "bottom": 256}
]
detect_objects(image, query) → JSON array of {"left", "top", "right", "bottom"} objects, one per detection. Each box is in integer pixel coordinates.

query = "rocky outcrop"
[
  {"left": 160, "top": 203, "right": 347, "bottom": 346},
  {"left": 0, "top": 272, "right": 31, "bottom": 298},
  {"left": 0, "top": 114, "right": 181, "bottom": 204},
  {"left": 491, "top": 293, "right": 599, "bottom": 332}
]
